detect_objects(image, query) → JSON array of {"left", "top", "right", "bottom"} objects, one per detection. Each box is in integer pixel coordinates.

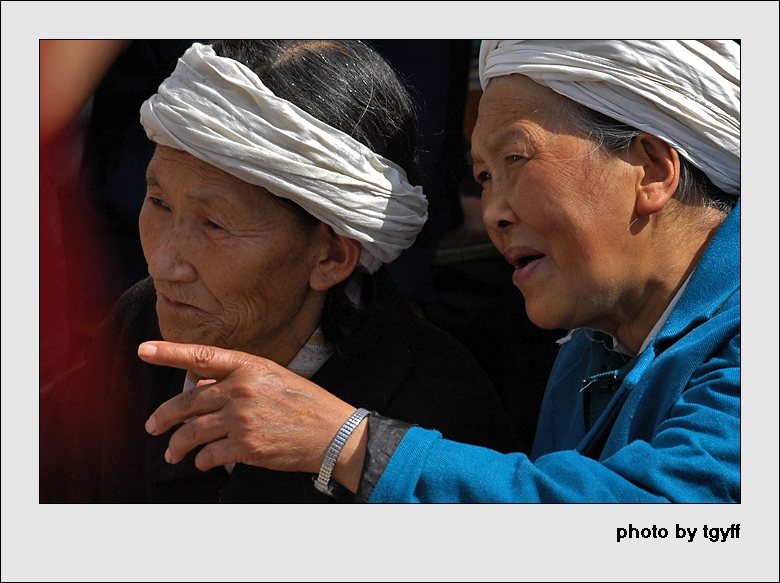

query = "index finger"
[{"left": 137, "top": 341, "right": 263, "bottom": 380}]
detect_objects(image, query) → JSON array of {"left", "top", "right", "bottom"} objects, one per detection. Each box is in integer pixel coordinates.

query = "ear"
[
  {"left": 309, "top": 224, "right": 363, "bottom": 291},
  {"left": 630, "top": 133, "right": 680, "bottom": 217}
]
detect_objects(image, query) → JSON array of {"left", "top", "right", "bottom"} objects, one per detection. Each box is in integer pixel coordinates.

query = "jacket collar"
[{"left": 657, "top": 198, "right": 740, "bottom": 342}]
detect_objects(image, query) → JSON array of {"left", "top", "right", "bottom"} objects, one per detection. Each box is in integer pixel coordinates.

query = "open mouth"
[{"left": 517, "top": 254, "right": 544, "bottom": 268}]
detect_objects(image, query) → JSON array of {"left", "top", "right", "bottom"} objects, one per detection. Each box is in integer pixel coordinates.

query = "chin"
[
  {"left": 524, "top": 303, "right": 567, "bottom": 332},
  {"left": 159, "top": 325, "right": 210, "bottom": 347}
]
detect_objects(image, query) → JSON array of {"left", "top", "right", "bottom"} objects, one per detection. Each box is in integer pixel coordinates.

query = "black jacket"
[{"left": 40, "top": 271, "right": 519, "bottom": 503}]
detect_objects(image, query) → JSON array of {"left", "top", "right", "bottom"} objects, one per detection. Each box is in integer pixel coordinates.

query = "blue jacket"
[{"left": 368, "top": 201, "right": 740, "bottom": 502}]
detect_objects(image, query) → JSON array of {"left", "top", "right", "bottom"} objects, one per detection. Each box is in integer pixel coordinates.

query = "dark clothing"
[{"left": 40, "top": 270, "right": 519, "bottom": 503}]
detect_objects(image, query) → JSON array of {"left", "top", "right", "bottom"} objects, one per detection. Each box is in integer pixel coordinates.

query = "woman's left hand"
[{"left": 139, "top": 341, "right": 364, "bottom": 487}]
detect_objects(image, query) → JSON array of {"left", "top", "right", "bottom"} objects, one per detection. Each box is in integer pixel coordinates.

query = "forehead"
[
  {"left": 479, "top": 74, "right": 566, "bottom": 117},
  {"left": 147, "top": 145, "right": 265, "bottom": 203},
  {"left": 472, "top": 75, "right": 570, "bottom": 154},
  {"left": 148, "top": 145, "right": 236, "bottom": 182}
]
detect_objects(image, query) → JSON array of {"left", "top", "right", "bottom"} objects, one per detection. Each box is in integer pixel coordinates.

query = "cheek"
[
  {"left": 138, "top": 206, "right": 161, "bottom": 261},
  {"left": 206, "top": 262, "right": 309, "bottom": 348},
  {"left": 529, "top": 161, "right": 602, "bottom": 231},
  {"left": 210, "top": 239, "right": 315, "bottom": 315}
]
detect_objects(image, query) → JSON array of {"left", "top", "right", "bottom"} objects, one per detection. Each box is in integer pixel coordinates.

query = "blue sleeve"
[{"left": 368, "top": 333, "right": 740, "bottom": 503}]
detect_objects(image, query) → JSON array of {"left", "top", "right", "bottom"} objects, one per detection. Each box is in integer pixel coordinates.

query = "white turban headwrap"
[
  {"left": 479, "top": 40, "right": 740, "bottom": 196},
  {"left": 140, "top": 42, "right": 427, "bottom": 273}
]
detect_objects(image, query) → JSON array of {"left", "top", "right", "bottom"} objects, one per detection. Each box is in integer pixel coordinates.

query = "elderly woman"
[
  {"left": 39, "top": 40, "right": 520, "bottom": 503},
  {"left": 138, "top": 39, "right": 741, "bottom": 503}
]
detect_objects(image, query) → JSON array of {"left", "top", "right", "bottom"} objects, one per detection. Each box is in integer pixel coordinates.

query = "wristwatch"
[{"left": 313, "top": 408, "right": 371, "bottom": 497}]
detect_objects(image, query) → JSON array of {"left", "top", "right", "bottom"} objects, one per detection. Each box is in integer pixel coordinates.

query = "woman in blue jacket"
[{"left": 140, "top": 40, "right": 741, "bottom": 503}]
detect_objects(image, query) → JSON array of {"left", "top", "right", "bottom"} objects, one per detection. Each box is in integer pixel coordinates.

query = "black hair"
[
  {"left": 209, "top": 40, "right": 424, "bottom": 346},
  {"left": 211, "top": 40, "right": 422, "bottom": 181}
]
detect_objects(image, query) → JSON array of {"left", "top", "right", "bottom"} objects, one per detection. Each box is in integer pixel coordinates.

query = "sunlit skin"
[
  {"left": 140, "top": 145, "right": 348, "bottom": 366},
  {"left": 471, "top": 74, "right": 721, "bottom": 355}
]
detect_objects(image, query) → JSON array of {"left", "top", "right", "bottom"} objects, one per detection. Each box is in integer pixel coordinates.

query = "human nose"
[
  {"left": 146, "top": 225, "right": 198, "bottom": 283},
  {"left": 480, "top": 187, "right": 516, "bottom": 233}
]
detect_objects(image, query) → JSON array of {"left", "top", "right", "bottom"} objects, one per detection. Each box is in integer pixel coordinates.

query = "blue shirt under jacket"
[{"left": 368, "top": 200, "right": 740, "bottom": 503}]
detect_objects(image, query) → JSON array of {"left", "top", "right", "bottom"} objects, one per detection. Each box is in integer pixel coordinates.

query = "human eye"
[
  {"left": 470, "top": 148, "right": 491, "bottom": 191},
  {"left": 147, "top": 196, "right": 170, "bottom": 210},
  {"left": 470, "top": 170, "right": 490, "bottom": 197},
  {"left": 474, "top": 170, "right": 491, "bottom": 185},
  {"left": 203, "top": 209, "right": 232, "bottom": 233},
  {"left": 471, "top": 162, "right": 492, "bottom": 184}
]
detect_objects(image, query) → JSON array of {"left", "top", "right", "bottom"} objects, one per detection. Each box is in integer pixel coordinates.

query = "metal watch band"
[{"left": 313, "top": 408, "right": 371, "bottom": 497}]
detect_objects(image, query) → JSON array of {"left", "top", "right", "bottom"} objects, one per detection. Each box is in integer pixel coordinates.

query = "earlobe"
[
  {"left": 632, "top": 134, "right": 680, "bottom": 217},
  {"left": 309, "top": 225, "right": 362, "bottom": 291}
]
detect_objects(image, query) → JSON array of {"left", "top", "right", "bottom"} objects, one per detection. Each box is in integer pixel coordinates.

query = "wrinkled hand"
[{"left": 139, "top": 341, "right": 367, "bottom": 492}]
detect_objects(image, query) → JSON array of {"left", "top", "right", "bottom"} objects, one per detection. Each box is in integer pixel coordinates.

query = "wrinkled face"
[
  {"left": 139, "top": 145, "right": 327, "bottom": 361},
  {"left": 471, "top": 75, "right": 638, "bottom": 333}
]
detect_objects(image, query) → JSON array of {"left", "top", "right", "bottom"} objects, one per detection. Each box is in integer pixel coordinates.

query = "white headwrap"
[
  {"left": 140, "top": 42, "right": 428, "bottom": 273},
  {"left": 479, "top": 40, "right": 740, "bottom": 196}
]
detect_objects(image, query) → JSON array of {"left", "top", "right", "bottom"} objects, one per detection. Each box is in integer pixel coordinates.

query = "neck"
[
  {"left": 611, "top": 204, "right": 726, "bottom": 354},
  {"left": 244, "top": 289, "right": 327, "bottom": 367}
]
